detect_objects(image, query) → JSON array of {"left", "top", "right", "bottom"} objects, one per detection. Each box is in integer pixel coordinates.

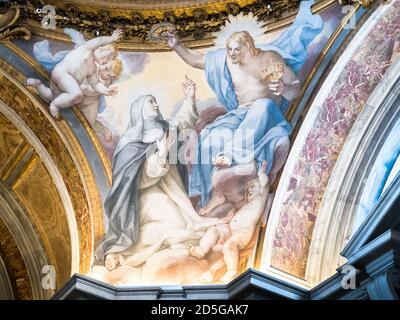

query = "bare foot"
[
  {"left": 198, "top": 193, "right": 226, "bottom": 216},
  {"left": 105, "top": 253, "right": 119, "bottom": 271},
  {"left": 188, "top": 245, "right": 207, "bottom": 259},
  {"left": 49, "top": 104, "right": 61, "bottom": 120},
  {"left": 220, "top": 270, "right": 237, "bottom": 283},
  {"left": 24, "top": 78, "right": 42, "bottom": 87}
]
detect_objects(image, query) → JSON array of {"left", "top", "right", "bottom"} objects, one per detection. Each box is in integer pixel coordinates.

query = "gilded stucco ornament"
[
  {"left": 0, "top": 6, "right": 31, "bottom": 41},
  {"left": 338, "top": 0, "right": 376, "bottom": 8},
  {"left": 8, "top": 0, "right": 302, "bottom": 45}
]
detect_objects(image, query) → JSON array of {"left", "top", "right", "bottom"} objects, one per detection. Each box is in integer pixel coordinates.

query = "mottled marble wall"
[{"left": 269, "top": 0, "right": 400, "bottom": 278}]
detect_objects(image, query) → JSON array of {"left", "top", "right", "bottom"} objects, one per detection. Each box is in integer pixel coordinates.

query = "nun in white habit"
[{"left": 94, "top": 77, "right": 222, "bottom": 272}]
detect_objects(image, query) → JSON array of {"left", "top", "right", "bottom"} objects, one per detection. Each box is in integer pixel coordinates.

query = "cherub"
[
  {"left": 189, "top": 160, "right": 270, "bottom": 283},
  {"left": 79, "top": 58, "right": 123, "bottom": 134},
  {"left": 26, "top": 29, "right": 123, "bottom": 118},
  {"left": 25, "top": 58, "right": 122, "bottom": 128}
]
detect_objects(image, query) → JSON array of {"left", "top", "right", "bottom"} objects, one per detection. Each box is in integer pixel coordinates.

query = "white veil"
[{"left": 113, "top": 95, "right": 165, "bottom": 156}]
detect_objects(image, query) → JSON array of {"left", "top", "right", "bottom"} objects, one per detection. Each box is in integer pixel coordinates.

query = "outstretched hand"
[
  {"left": 268, "top": 80, "right": 284, "bottom": 96},
  {"left": 106, "top": 86, "right": 119, "bottom": 97},
  {"left": 166, "top": 31, "right": 180, "bottom": 49},
  {"left": 156, "top": 132, "right": 176, "bottom": 159},
  {"left": 183, "top": 75, "right": 196, "bottom": 100},
  {"left": 111, "top": 29, "right": 123, "bottom": 42}
]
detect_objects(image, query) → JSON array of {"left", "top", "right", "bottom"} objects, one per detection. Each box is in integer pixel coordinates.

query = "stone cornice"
[
  {"left": 52, "top": 269, "right": 309, "bottom": 300},
  {"left": 342, "top": 171, "right": 400, "bottom": 258}
]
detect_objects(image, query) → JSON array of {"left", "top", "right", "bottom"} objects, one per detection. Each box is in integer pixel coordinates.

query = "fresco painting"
[{"left": 19, "top": 0, "right": 345, "bottom": 285}]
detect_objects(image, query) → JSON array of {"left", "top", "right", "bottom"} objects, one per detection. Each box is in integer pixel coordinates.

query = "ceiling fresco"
[{"left": 0, "top": 0, "right": 399, "bottom": 297}]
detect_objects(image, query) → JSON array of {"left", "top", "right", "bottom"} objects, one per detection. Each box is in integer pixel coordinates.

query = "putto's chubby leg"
[
  {"left": 25, "top": 78, "right": 55, "bottom": 102},
  {"left": 49, "top": 72, "right": 84, "bottom": 118},
  {"left": 188, "top": 227, "right": 220, "bottom": 259},
  {"left": 220, "top": 237, "right": 241, "bottom": 283},
  {"left": 25, "top": 78, "right": 42, "bottom": 87},
  {"left": 198, "top": 191, "right": 226, "bottom": 216}
]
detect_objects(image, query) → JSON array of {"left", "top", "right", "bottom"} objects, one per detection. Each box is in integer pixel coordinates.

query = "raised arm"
[
  {"left": 258, "top": 161, "right": 269, "bottom": 189},
  {"left": 84, "top": 29, "right": 123, "bottom": 51},
  {"left": 172, "top": 76, "right": 199, "bottom": 130},
  {"left": 167, "top": 32, "right": 205, "bottom": 70}
]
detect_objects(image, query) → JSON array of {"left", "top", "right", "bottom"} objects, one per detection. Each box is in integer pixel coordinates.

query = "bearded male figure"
[{"left": 167, "top": 2, "right": 323, "bottom": 214}]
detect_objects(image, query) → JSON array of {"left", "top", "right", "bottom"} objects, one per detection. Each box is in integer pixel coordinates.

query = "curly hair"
[{"left": 226, "top": 31, "right": 261, "bottom": 57}]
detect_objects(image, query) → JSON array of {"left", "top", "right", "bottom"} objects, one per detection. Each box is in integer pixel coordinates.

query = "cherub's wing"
[
  {"left": 111, "top": 74, "right": 132, "bottom": 84},
  {"left": 120, "top": 53, "right": 149, "bottom": 74},
  {"left": 110, "top": 53, "right": 149, "bottom": 84},
  {"left": 64, "top": 28, "right": 86, "bottom": 47}
]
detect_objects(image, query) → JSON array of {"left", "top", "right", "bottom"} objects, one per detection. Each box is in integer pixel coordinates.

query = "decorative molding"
[
  {"left": 305, "top": 56, "right": 400, "bottom": 286},
  {"left": 12, "top": 154, "right": 73, "bottom": 288},
  {"left": 0, "top": 255, "right": 15, "bottom": 300},
  {"left": 5, "top": 0, "right": 338, "bottom": 50},
  {"left": 346, "top": 230, "right": 400, "bottom": 270},
  {"left": 339, "top": 0, "right": 377, "bottom": 8},
  {"left": 0, "top": 70, "right": 86, "bottom": 274},
  {"left": 0, "top": 59, "right": 111, "bottom": 274},
  {"left": 0, "top": 183, "right": 54, "bottom": 299},
  {"left": 0, "top": 141, "right": 32, "bottom": 184},
  {"left": 1, "top": 41, "right": 49, "bottom": 80},
  {"left": 0, "top": 215, "right": 33, "bottom": 300},
  {"left": 52, "top": 269, "right": 309, "bottom": 300},
  {"left": 0, "top": 5, "right": 31, "bottom": 42},
  {"left": 263, "top": 0, "right": 398, "bottom": 280},
  {"left": 342, "top": 171, "right": 400, "bottom": 258},
  {"left": 347, "top": 229, "right": 400, "bottom": 299},
  {"left": 255, "top": 1, "right": 367, "bottom": 279},
  {"left": 14, "top": 0, "right": 299, "bottom": 42},
  {"left": 367, "top": 269, "right": 400, "bottom": 300},
  {"left": 53, "top": 231, "right": 400, "bottom": 300}
]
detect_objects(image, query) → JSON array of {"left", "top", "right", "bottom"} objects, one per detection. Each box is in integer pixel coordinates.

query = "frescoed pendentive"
[{"left": 15, "top": 0, "right": 344, "bottom": 285}]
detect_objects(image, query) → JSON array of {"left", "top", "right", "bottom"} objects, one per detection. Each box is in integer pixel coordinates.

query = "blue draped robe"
[{"left": 189, "top": 0, "right": 324, "bottom": 206}]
